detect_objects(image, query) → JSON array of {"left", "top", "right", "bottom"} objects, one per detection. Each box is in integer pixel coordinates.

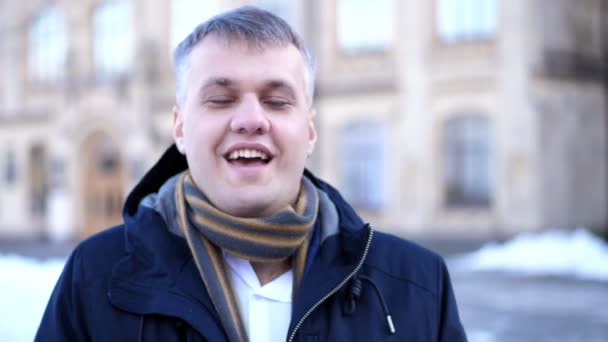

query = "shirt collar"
[{"left": 224, "top": 251, "right": 293, "bottom": 303}]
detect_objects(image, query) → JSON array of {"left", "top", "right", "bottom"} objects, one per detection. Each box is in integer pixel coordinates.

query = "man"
[{"left": 37, "top": 6, "right": 467, "bottom": 342}]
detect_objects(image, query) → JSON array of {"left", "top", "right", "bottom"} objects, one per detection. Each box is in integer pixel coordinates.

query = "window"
[
  {"left": 171, "top": 0, "right": 220, "bottom": 48},
  {"left": 436, "top": 0, "right": 497, "bottom": 42},
  {"left": 94, "top": 0, "right": 133, "bottom": 78},
  {"left": 337, "top": 0, "right": 393, "bottom": 53},
  {"left": 340, "top": 122, "right": 386, "bottom": 210},
  {"left": 29, "top": 144, "right": 48, "bottom": 216},
  {"left": 49, "top": 158, "right": 65, "bottom": 189},
  {"left": 255, "top": 0, "right": 295, "bottom": 27},
  {"left": 443, "top": 115, "right": 493, "bottom": 207},
  {"left": 100, "top": 152, "right": 119, "bottom": 176},
  {"left": 29, "top": 7, "right": 67, "bottom": 82},
  {"left": 5, "top": 149, "right": 17, "bottom": 184}
]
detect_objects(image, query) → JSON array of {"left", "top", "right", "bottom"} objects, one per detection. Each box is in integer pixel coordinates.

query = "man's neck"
[{"left": 250, "top": 258, "right": 292, "bottom": 286}]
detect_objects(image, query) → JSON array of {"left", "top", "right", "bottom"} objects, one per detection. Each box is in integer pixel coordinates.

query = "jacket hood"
[{"left": 124, "top": 144, "right": 366, "bottom": 234}]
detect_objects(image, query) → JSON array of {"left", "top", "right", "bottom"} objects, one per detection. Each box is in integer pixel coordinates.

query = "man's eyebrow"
[
  {"left": 198, "top": 77, "right": 234, "bottom": 93},
  {"left": 197, "top": 78, "right": 298, "bottom": 98},
  {"left": 264, "top": 80, "right": 297, "bottom": 98}
]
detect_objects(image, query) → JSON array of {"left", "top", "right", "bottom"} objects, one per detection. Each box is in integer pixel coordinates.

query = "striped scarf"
[{"left": 174, "top": 172, "right": 319, "bottom": 342}]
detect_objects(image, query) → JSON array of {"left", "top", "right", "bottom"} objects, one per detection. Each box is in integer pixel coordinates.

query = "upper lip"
[{"left": 223, "top": 143, "right": 275, "bottom": 160}]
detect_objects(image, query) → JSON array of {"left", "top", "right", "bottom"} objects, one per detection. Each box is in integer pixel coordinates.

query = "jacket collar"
[{"left": 124, "top": 144, "right": 367, "bottom": 236}]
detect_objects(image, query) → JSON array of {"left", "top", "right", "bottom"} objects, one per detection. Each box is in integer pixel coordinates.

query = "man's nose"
[{"left": 229, "top": 96, "right": 270, "bottom": 134}]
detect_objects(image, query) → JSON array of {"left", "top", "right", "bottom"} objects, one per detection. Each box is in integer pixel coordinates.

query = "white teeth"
[{"left": 227, "top": 149, "right": 269, "bottom": 160}]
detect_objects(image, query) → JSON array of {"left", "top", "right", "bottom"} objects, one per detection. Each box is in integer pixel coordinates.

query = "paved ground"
[
  {"left": 414, "top": 237, "right": 608, "bottom": 341},
  {"left": 1, "top": 237, "right": 607, "bottom": 341},
  {"left": 450, "top": 267, "right": 608, "bottom": 342}
]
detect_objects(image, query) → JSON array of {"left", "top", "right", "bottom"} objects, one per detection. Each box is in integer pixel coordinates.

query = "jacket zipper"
[{"left": 287, "top": 224, "right": 374, "bottom": 342}]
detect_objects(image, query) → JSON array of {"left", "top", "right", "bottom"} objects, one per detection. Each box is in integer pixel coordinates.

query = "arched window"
[
  {"left": 94, "top": 0, "right": 133, "bottom": 78},
  {"left": 443, "top": 115, "right": 493, "bottom": 207},
  {"left": 337, "top": 0, "right": 393, "bottom": 53},
  {"left": 29, "top": 7, "right": 67, "bottom": 82},
  {"left": 436, "top": 0, "right": 497, "bottom": 42},
  {"left": 171, "top": 0, "right": 220, "bottom": 48},
  {"left": 340, "top": 121, "right": 386, "bottom": 210}
]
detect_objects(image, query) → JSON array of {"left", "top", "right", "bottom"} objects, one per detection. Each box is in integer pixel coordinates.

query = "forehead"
[{"left": 185, "top": 35, "right": 307, "bottom": 89}]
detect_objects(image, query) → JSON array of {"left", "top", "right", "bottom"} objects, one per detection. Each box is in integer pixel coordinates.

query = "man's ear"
[
  {"left": 172, "top": 106, "right": 186, "bottom": 154},
  {"left": 307, "top": 108, "right": 317, "bottom": 156}
]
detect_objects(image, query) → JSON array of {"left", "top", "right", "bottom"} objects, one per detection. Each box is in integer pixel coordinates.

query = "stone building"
[{"left": 0, "top": 0, "right": 605, "bottom": 241}]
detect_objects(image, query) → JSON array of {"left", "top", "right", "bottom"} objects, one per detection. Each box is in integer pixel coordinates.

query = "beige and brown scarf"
[{"left": 174, "top": 171, "right": 319, "bottom": 342}]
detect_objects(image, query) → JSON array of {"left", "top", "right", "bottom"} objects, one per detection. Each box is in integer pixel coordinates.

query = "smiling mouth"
[{"left": 225, "top": 148, "right": 272, "bottom": 166}]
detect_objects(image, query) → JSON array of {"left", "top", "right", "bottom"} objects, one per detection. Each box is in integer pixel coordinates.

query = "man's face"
[{"left": 173, "top": 35, "right": 316, "bottom": 217}]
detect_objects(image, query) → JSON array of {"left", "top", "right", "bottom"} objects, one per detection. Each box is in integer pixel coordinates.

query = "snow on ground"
[
  {"left": 467, "top": 330, "right": 496, "bottom": 342},
  {"left": 453, "top": 228, "right": 608, "bottom": 281},
  {"left": 0, "top": 255, "right": 65, "bottom": 342}
]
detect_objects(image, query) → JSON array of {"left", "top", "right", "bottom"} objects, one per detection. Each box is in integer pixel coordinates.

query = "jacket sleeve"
[
  {"left": 437, "top": 257, "right": 468, "bottom": 342},
  {"left": 35, "top": 247, "right": 89, "bottom": 341}
]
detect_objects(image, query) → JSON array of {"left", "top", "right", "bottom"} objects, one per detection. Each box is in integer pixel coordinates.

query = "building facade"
[{"left": 0, "top": 0, "right": 606, "bottom": 240}]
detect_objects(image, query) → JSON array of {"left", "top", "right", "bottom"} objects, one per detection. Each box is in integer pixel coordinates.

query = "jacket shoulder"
[
  {"left": 77, "top": 225, "right": 126, "bottom": 257},
  {"left": 35, "top": 225, "right": 130, "bottom": 341},
  {"left": 365, "top": 230, "right": 447, "bottom": 296},
  {"left": 70, "top": 225, "right": 128, "bottom": 283}
]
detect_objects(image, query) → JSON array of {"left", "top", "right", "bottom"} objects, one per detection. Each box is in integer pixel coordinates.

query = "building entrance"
[{"left": 80, "top": 132, "right": 124, "bottom": 238}]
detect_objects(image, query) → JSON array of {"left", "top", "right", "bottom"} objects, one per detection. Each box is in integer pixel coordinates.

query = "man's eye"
[
  {"left": 206, "top": 97, "right": 235, "bottom": 106},
  {"left": 264, "top": 98, "right": 290, "bottom": 109}
]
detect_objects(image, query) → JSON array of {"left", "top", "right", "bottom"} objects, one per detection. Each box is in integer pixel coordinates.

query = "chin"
[{"left": 222, "top": 198, "right": 274, "bottom": 218}]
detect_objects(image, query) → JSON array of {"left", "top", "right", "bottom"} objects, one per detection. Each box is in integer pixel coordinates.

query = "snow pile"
[
  {"left": 454, "top": 228, "right": 608, "bottom": 281},
  {"left": 0, "top": 255, "right": 65, "bottom": 342}
]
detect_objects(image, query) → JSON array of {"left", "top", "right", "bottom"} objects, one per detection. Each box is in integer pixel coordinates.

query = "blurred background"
[{"left": 0, "top": 0, "right": 607, "bottom": 341}]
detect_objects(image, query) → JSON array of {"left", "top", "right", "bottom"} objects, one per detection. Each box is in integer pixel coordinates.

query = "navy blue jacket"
[{"left": 36, "top": 146, "right": 467, "bottom": 341}]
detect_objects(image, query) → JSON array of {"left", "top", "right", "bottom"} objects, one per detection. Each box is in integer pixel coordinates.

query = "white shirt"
[{"left": 225, "top": 253, "right": 293, "bottom": 342}]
